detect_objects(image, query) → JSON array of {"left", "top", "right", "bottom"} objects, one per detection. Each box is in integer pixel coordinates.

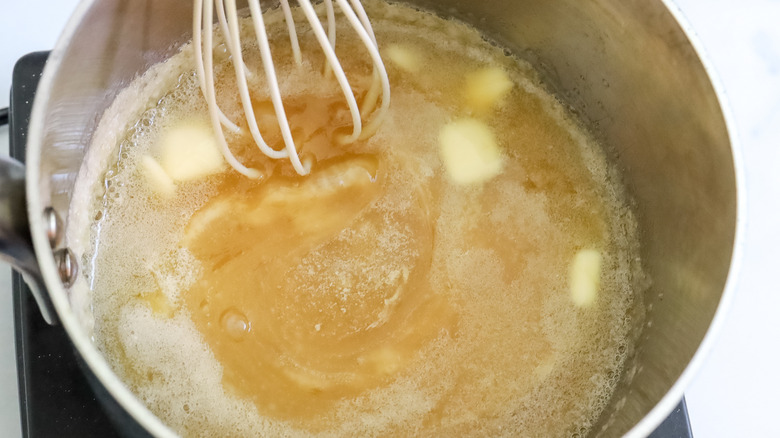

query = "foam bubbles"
[{"left": 74, "top": 1, "right": 646, "bottom": 436}]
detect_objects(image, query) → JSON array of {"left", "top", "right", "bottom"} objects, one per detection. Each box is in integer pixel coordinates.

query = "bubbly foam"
[{"left": 70, "top": 1, "right": 646, "bottom": 436}]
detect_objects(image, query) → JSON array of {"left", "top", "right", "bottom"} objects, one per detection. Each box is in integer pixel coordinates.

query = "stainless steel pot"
[{"left": 0, "top": 0, "right": 743, "bottom": 436}]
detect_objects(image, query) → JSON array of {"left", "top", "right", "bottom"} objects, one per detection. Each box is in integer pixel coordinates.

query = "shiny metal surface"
[
  {"left": 43, "top": 206, "right": 63, "bottom": 249},
  {"left": 52, "top": 247, "right": 78, "bottom": 289},
  {"left": 0, "top": 157, "right": 56, "bottom": 324},
  {"left": 21, "top": 0, "right": 740, "bottom": 436},
  {"left": 0, "top": 157, "right": 35, "bottom": 279}
]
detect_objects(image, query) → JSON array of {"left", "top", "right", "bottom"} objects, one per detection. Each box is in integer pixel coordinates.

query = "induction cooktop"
[{"left": 9, "top": 51, "right": 693, "bottom": 438}]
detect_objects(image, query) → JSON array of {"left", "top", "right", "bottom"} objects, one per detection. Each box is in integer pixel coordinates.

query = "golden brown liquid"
[
  {"left": 182, "top": 152, "right": 458, "bottom": 422},
  {"left": 82, "top": 2, "right": 642, "bottom": 436}
]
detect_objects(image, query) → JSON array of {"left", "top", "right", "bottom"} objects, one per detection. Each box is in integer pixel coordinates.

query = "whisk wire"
[
  {"left": 197, "top": 0, "right": 263, "bottom": 178},
  {"left": 298, "top": 0, "right": 363, "bottom": 143},
  {"left": 279, "top": 0, "right": 303, "bottom": 65},
  {"left": 325, "top": 0, "right": 337, "bottom": 47},
  {"left": 194, "top": 0, "right": 242, "bottom": 134},
  {"left": 222, "top": 0, "right": 292, "bottom": 163},
  {"left": 347, "top": 0, "right": 378, "bottom": 45},
  {"left": 345, "top": 0, "right": 382, "bottom": 118},
  {"left": 321, "top": 0, "right": 337, "bottom": 77},
  {"left": 246, "top": 0, "right": 308, "bottom": 173},
  {"left": 196, "top": 0, "right": 390, "bottom": 176},
  {"left": 335, "top": 0, "right": 390, "bottom": 127},
  {"left": 215, "top": 0, "right": 252, "bottom": 78}
]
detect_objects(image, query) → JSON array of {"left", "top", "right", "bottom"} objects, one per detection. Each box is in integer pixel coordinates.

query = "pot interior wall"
[{"left": 32, "top": 0, "right": 736, "bottom": 436}]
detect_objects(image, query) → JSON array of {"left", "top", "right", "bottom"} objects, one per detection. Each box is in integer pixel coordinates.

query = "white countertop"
[{"left": 1, "top": 1, "right": 778, "bottom": 437}]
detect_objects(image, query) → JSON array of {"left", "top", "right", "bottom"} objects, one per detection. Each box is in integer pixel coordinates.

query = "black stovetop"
[{"left": 9, "top": 51, "right": 693, "bottom": 438}]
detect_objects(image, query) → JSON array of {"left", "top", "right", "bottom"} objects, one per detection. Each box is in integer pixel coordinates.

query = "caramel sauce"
[
  {"left": 182, "top": 151, "right": 457, "bottom": 422},
  {"left": 82, "top": 2, "right": 642, "bottom": 436}
]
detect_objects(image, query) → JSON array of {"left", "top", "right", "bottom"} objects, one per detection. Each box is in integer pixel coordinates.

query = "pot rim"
[
  {"left": 23, "top": 1, "right": 746, "bottom": 437},
  {"left": 25, "top": 1, "right": 178, "bottom": 436}
]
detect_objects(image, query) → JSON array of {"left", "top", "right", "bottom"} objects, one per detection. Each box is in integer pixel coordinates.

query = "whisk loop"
[{"left": 194, "top": 0, "right": 391, "bottom": 178}]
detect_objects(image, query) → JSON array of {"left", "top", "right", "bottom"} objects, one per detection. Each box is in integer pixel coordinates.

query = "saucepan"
[{"left": 0, "top": 0, "right": 742, "bottom": 436}]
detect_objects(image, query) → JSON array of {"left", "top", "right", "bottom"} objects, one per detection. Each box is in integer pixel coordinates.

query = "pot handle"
[{"left": 0, "top": 156, "right": 58, "bottom": 325}]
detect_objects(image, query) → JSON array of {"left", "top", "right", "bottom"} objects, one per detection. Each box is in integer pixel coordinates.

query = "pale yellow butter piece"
[
  {"left": 138, "top": 290, "right": 175, "bottom": 319},
  {"left": 158, "top": 122, "right": 226, "bottom": 182},
  {"left": 385, "top": 44, "right": 422, "bottom": 73},
  {"left": 465, "top": 67, "right": 513, "bottom": 112},
  {"left": 569, "top": 249, "right": 602, "bottom": 307},
  {"left": 138, "top": 155, "right": 176, "bottom": 199},
  {"left": 438, "top": 119, "right": 503, "bottom": 185}
]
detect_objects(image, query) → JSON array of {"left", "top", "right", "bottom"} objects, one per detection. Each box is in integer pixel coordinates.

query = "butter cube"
[
  {"left": 438, "top": 119, "right": 503, "bottom": 185},
  {"left": 569, "top": 249, "right": 602, "bottom": 307},
  {"left": 138, "top": 155, "right": 176, "bottom": 199},
  {"left": 465, "top": 67, "right": 513, "bottom": 112},
  {"left": 158, "top": 121, "right": 226, "bottom": 182},
  {"left": 386, "top": 44, "right": 422, "bottom": 73}
]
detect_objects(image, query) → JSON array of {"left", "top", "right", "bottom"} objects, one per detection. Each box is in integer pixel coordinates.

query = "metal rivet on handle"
[
  {"left": 53, "top": 248, "right": 79, "bottom": 288},
  {"left": 43, "top": 207, "right": 63, "bottom": 249}
]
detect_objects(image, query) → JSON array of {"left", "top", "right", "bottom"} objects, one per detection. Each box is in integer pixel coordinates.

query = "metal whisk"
[{"left": 193, "top": 0, "right": 391, "bottom": 178}]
